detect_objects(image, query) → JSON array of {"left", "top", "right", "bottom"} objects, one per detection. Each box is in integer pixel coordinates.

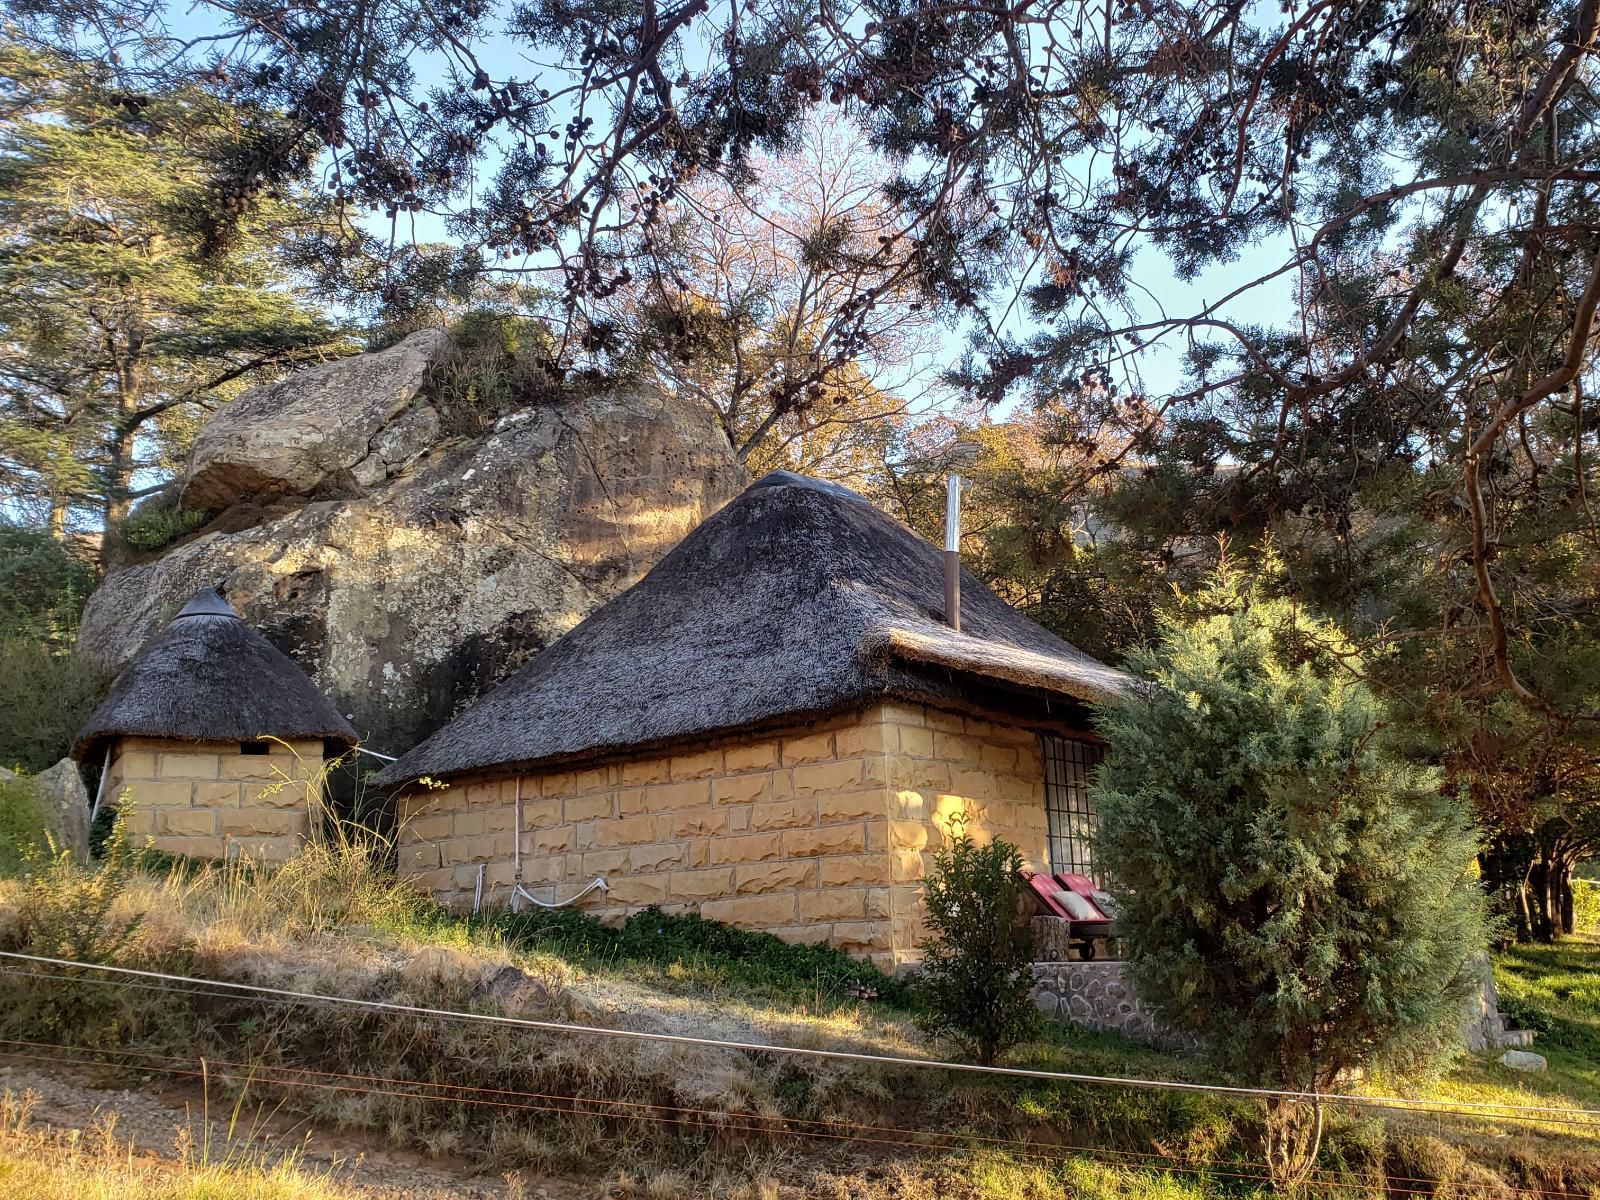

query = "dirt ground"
[{"left": 0, "top": 1058, "right": 597, "bottom": 1198}]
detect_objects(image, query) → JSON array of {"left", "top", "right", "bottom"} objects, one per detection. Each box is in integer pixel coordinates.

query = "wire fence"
[{"left": 0, "top": 950, "right": 1594, "bottom": 1197}]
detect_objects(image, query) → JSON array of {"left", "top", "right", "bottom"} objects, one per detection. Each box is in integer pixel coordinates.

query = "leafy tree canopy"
[{"left": 0, "top": 40, "right": 352, "bottom": 543}]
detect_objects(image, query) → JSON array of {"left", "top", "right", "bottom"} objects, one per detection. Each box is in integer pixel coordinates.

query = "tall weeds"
[{"left": 0, "top": 1088, "right": 367, "bottom": 1200}]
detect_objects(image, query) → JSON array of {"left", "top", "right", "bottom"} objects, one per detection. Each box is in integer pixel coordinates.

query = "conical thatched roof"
[
  {"left": 73, "top": 588, "right": 358, "bottom": 761},
  {"left": 381, "top": 472, "right": 1129, "bottom": 786}
]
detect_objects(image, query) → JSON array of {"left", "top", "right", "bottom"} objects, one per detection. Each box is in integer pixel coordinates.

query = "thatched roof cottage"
[
  {"left": 74, "top": 587, "right": 357, "bottom": 862},
  {"left": 381, "top": 472, "right": 1129, "bottom": 968}
]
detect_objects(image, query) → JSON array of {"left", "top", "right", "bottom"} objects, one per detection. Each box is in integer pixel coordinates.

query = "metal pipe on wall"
[
  {"left": 944, "top": 472, "right": 962, "bottom": 631},
  {"left": 89, "top": 744, "right": 113, "bottom": 825},
  {"left": 511, "top": 776, "right": 523, "bottom": 910}
]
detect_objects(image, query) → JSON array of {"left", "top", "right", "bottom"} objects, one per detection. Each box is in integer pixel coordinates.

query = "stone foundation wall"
[
  {"left": 1034, "top": 955, "right": 1524, "bottom": 1056},
  {"left": 1031, "top": 960, "right": 1200, "bottom": 1051},
  {"left": 106, "top": 735, "right": 324, "bottom": 862},
  {"left": 397, "top": 701, "right": 1098, "bottom": 969}
]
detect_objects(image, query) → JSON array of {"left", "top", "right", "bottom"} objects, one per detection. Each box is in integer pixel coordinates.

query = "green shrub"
[
  {"left": 912, "top": 825, "right": 1038, "bottom": 1065},
  {"left": 0, "top": 639, "right": 110, "bottom": 773},
  {"left": 1092, "top": 558, "right": 1488, "bottom": 1183},
  {"left": 428, "top": 308, "right": 563, "bottom": 433},
  {"left": 1, "top": 816, "right": 147, "bottom": 1046},
  {"left": 1573, "top": 878, "right": 1600, "bottom": 935},
  {"left": 0, "top": 775, "right": 46, "bottom": 876},
  {"left": 116, "top": 505, "right": 211, "bottom": 552}
]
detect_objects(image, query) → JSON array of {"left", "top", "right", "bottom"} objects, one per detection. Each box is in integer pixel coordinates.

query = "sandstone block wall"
[
  {"left": 398, "top": 701, "right": 1097, "bottom": 968},
  {"left": 399, "top": 708, "right": 899, "bottom": 966},
  {"left": 106, "top": 736, "right": 324, "bottom": 862},
  {"left": 880, "top": 701, "right": 1059, "bottom": 962}
]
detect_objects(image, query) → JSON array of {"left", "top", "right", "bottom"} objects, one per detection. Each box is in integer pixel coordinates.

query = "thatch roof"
[
  {"left": 73, "top": 588, "right": 358, "bottom": 760},
  {"left": 381, "top": 472, "right": 1130, "bottom": 785}
]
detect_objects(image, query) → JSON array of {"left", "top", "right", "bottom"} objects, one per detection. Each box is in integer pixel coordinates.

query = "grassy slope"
[
  {"left": 1430, "top": 936, "right": 1600, "bottom": 1125},
  {"left": 6, "top": 844, "right": 1600, "bottom": 1197}
]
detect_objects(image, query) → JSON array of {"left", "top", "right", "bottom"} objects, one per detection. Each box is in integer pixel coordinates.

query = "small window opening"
[
  {"left": 1041, "top": 734, "right": 1105, "bottom": 884},
  {"left": 240, "top": 740, "right": 271, "bottom": 756}
]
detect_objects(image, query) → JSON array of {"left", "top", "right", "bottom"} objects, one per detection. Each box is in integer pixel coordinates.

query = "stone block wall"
[
  {"left": 105, "top": 735, "right": 324, "bottom": 862},
  {"left": 398, "top": 700, "right": 1099, "bottom": 969},
  {"left": 398, "top": 708, "right": 901, "bottom": 967},
  {"left": 1031, "top": 961, "right": 1200, "bottom": 1051},
  {"left": 882, "top": 701, "right": 1068, "bottom": 963}
]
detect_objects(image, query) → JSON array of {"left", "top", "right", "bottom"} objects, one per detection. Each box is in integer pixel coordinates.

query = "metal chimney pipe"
[{"left": 944, "top": 473, "right": 962, "bottom": 631}]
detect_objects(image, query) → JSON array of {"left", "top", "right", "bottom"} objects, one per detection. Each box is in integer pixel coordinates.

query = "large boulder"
[
  {"left": 32, "top": 758, "right": 90, "bottom": 859},
  {"left": 183, "top": 329, "right": 450, "bottom": 509},
  {"left": 78, "top": 336, "right": 746, "bottom": 755}
]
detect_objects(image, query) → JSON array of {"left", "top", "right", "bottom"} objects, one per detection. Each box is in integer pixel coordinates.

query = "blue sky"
[{"left": 334, "top": 14, "right": 1304, "bottom": 418}]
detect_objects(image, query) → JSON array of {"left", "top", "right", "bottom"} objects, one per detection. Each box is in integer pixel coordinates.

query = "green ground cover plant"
[
  {"left": 0, "top": 826, "right": 1593, "bottom": 1197},
  {"left": 486, "top": 903, "right": 913, "bottom": 1010}
]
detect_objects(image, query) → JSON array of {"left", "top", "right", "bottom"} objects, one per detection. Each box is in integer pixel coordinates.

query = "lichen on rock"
[{"left": 78, "top": 330, "right": 746, "bottom": 757}]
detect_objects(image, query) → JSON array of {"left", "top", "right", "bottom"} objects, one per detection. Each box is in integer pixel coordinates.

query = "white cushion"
[{"left": 1055, "top": 890, "right": 1098, "bottom": 920}]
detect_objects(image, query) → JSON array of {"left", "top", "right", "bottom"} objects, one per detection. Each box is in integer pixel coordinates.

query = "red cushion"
[{"left": 1055, "top": 872, "right": 1097, "bottom": 896}]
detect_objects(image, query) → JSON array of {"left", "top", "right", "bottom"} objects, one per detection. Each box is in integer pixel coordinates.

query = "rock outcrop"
[
  {"left": 78, "top": 332, "right": 746, "bottom": 754},
  {"left": 184, "top": 330, "right": 451, "bottom": 509},
  {"left": 0, "top": 761, "right": 89, "bottom": 860},
  {"left": 32, "top": 758, "right": 91, "bottom": 859}
]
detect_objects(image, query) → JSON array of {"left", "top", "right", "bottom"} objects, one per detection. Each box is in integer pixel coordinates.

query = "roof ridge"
[{"left": 380, "top": 473, "right": 1128, "bottom": 785}]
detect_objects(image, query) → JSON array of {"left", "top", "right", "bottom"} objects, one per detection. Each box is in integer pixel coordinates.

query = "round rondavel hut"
[{"left": 72, "top": 588, "right": 358, "bottom": 862}]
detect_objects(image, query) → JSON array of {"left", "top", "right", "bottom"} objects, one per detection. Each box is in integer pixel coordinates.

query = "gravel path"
[{"left": 0, "top": 1059, "right": 590, "bottom": 1199}]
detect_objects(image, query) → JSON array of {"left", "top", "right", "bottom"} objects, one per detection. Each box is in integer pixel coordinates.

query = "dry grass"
[
  {"left": 0, "top": 1089, "right": 376, "bottom": 1200},
  {"left": 0, "top": 837, "right": 933, "bottom": 1174},
  {"left": 1, "top": 837, "right": 1598, "bottom": 1199}
]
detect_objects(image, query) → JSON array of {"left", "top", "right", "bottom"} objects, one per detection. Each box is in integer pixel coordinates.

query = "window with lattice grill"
[{"left": 1041, "top": 734, "right": 1104, "bottom": 884}]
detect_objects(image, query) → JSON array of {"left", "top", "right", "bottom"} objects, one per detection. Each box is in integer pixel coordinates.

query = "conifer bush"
[
  {"left": 913, "top": 822, "right": 1037, "bottom": 1065},
  {"left": 1091, "top": 558, "right": 1488, "bottom": 1181}
]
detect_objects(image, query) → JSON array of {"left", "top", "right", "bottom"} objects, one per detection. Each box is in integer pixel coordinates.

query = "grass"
[
  {"left": 0, "top": 1074, "right": 1259, "bottom": 1200},
  {"left": 2, "top": 835, "right": 1599, "bottom": 1197},
  {"left": 1425, "top": 934, "right": 1600, "bottom": 1136},
  {"left": 0, "top": 1089, "right": 375, "bottom": 1200},
  {"left": 1494, "top": 934, "right": 1600, "bottom": 1064}
]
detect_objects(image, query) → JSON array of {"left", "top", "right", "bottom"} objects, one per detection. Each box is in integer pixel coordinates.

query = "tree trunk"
[
  {"left": 1527, "top": 858, "right": 1553, "bottom": 942},
  {"left": 1479, "top": 836, "right": 1537, "bottom": 943},
  {"left": 101, "top": 324, "right": 145, "bottom": 565},
  {"left": 1560, "top": 863, "right": 1575, "bottom": 935}
]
